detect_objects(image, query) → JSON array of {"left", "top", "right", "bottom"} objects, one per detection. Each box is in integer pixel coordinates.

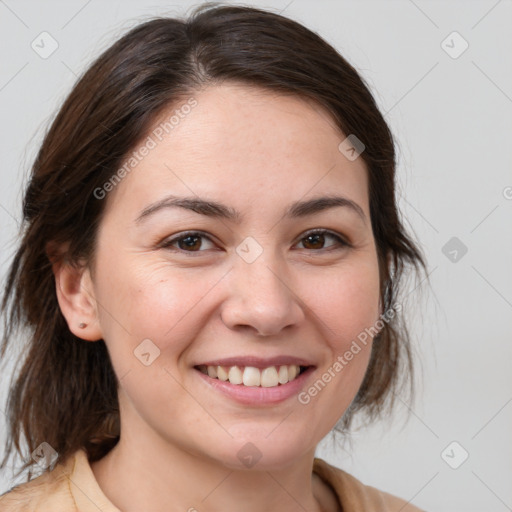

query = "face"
[{"left": 78, "top": 83, "right": 381, "bottom": 470}]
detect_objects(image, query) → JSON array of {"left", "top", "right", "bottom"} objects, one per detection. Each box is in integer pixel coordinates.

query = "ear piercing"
[{"left": 78, "top": 322, "right": 87, "bottom": 329}]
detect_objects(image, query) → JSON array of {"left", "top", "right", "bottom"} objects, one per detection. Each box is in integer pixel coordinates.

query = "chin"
[{"left": 206, "top": 430, "right": 315, "bottom": 472}]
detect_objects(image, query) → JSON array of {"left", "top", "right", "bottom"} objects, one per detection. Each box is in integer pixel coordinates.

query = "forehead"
[{"left": 103, "top": 83, "right": 370, "bottom": 221}]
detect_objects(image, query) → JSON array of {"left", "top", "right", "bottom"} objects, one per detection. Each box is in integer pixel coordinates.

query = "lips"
[{"left": 194, "top": 363, "right": 315, "bottom": 405}]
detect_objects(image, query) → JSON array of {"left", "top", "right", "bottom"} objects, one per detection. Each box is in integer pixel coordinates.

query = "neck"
[{"left": 91, "top": 424, "right": 326, "bottom": 512}]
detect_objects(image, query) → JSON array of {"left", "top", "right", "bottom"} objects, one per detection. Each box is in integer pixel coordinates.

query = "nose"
[{"left": 220, "top": 252, "right": 305, "bottom": 337}]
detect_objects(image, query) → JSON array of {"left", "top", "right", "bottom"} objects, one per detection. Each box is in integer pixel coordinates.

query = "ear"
[{"left": 50, "top": 249, "right": 103, "bottom": 342}]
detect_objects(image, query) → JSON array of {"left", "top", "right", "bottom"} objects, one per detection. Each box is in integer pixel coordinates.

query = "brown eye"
[
  {"left": 177, "top": 234, "right": 202, "bottom": 251},
  {"left": 161, "top": 231, "right": 215, "bottom": 253},
  {"left": 302, "top": 233, "right": 325, "bottom": 250},
  {"left": 296, "top": 230, "right": 349, "bottom": 251}
]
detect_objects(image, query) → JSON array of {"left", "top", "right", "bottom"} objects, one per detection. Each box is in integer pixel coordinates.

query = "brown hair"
[{"left": 0, "top": 2, "right": 427, "bottom": 480}]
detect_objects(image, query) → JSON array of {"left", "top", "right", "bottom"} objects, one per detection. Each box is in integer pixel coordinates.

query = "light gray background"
[{"left": 1, "top": 1, "right": 511, "bottom": 511}]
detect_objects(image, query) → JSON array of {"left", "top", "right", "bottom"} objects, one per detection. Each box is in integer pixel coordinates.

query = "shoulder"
[
  {"left": 313, "top": 457, "right": 426, "bottom": 512},
  {"left": 0, "top": 453, "right": 76, "bottom": 511}
]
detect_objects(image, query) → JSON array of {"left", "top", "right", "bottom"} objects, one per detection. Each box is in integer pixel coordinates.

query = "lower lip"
[{"left": 194, "top": 367, "right": 315, "bottom": 405}]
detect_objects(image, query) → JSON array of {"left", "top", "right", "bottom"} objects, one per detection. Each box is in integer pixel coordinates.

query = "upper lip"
[{"left": 194, "top": 356, "right": 315, "bottom": 369}]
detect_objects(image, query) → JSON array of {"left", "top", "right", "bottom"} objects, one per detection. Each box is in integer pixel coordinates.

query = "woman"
[{"left": 0, "top": 3, "right": 428, "bottom": 511}]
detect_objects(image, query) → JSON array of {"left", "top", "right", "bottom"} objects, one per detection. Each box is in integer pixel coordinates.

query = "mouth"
[{"left": 194, "top": 363, "right": 310, "bottom": 388}]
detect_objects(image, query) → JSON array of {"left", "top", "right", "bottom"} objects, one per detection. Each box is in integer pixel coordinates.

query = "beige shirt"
[{"left": 0, "top": 449, "right": 425, "bottom": 511}]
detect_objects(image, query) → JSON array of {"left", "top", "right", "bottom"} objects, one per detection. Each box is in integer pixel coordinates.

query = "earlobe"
[{"left": 52, "top": 258, "right": 103, "bottom": 342}]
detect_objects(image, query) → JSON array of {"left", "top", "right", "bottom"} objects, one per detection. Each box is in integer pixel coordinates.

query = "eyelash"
[{"left": 160, "top": 229, "right": 351, "bottom": 256}]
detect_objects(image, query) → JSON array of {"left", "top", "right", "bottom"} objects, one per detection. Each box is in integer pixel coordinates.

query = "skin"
[{"left": 54, "top": 83, "right": 382, "bottom": 512}]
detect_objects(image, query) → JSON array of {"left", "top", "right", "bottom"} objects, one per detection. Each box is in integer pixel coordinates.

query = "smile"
[
  {"left": 195, "top": 364, "right": 308, "bottom": 387},
  {"left": 193, "top": 361, "right": 315, "bottom": 405}
]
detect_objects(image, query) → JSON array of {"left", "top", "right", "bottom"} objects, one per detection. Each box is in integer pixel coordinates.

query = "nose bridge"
[
  {"left": 221, "top": 242, "right": 304, "bottom": 336},
  {"left": 242, "top": 251, "right": 285, "bottom": 300}
]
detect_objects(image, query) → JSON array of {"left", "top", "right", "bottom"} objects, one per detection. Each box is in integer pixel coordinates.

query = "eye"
[
  {"left": 160, "top": 228, "right": 350, "bottom": 256},
  {"left": 160, "top": 231, "right": 216, "bottom": 253},
  {"left": 295, "top": 229, "right": 350, "bottom": 251}
]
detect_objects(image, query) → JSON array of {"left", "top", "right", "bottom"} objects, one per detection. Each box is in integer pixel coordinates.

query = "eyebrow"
[{"left": 135, "top": 194, "right": 366, "bottom": 225}]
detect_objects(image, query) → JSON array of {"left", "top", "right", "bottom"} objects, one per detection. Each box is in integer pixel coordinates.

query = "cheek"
[
  {"left": 303, "top": 258, "right": 381, "bottom": 344},
  {"left": 94, "top": 258, "right": 221, "bottom": 354},
  {"left": 95, "top": 249, "right": 380, "bottom": 353},
  {"left": 294, "top": 264, "right": 379, "bottom": 434},
  {"left": 91, "top": 262, "right": 217, "bottom": 408}
]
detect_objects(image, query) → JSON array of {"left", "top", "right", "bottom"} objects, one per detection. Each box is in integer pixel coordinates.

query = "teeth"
[
  {"left": 288, "top": 364, "right": 298, "bottom": 380},
  {"left": 278, "top": 365, "right": 288, "bottom": 384},
  {"left": 228, "top": 366, "right": 243, "bottom": 385},
  {"left": 217, "top": 366, "right": 228, "bottom": 381},
  {"left": 198, "top": 364, "right": 303, "bottom": 387},
  {"left": 243, "top": 367, "right": 261, "bottom": 386},
  {"left": 261, "top": 366, "right": 279, "bottom": 387}
]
